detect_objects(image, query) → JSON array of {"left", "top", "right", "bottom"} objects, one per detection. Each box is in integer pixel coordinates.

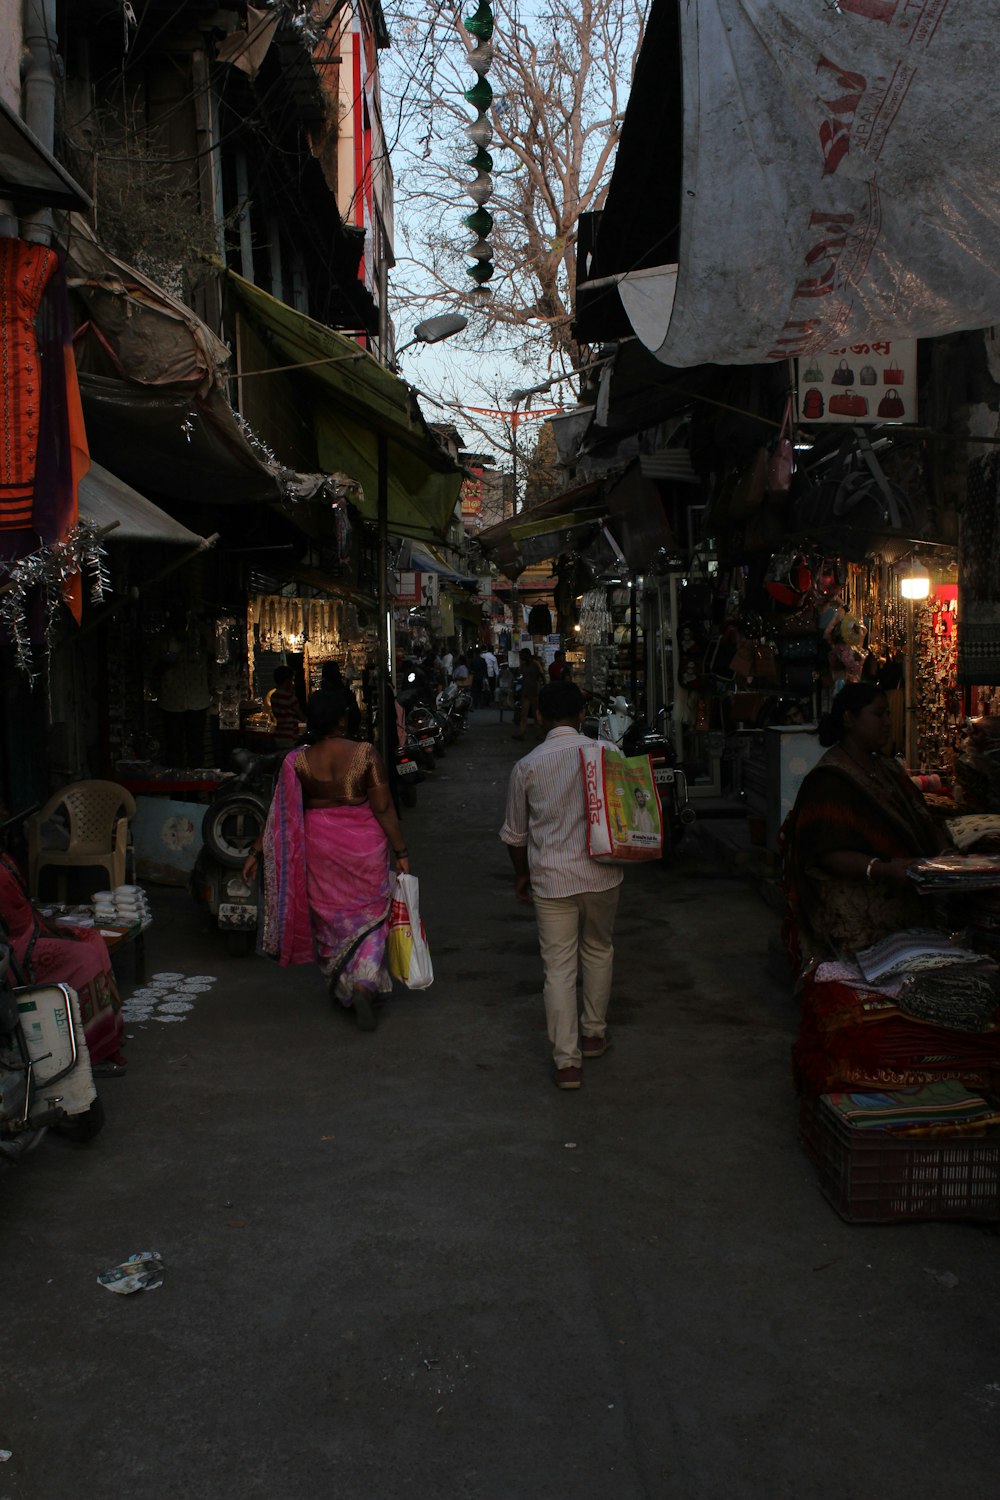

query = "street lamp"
[
  {"left": 393, "top": 314, "right": 468, "bottom": 367},
  {"left": 377, "top": 312, "right": 467, "bottom": 763}
]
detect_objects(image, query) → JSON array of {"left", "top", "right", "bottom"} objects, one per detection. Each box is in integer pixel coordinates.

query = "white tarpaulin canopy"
[{"left": 622, "top": 0, "right": 1000, "bottom": 367}]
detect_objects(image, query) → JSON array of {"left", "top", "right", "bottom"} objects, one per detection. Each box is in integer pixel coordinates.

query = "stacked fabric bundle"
[
  {"left": 907, "top": 852, "right": 1000, "bottom": 893},
  {"left": 823, "top": 1082, "right": 1000, "bottom": 1136},
  {"left": 793, "top": 932, "right": 1000, "bottom": 1096}
]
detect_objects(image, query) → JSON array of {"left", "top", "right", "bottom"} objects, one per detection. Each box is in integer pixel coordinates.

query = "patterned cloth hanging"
[
  {"left": 958, "top": 453, "right": 1000, "bottom": 684},
  {"left": 0, "top": 239, "right": 59, "bottom": 532}
]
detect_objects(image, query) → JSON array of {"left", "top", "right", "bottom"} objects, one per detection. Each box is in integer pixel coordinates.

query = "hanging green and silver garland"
[
  {"left": 0, "top": 520, "right": 110, "bottom": 680},
  {"left": 462, "top": 0, "right": 495, "bottom": 296}
]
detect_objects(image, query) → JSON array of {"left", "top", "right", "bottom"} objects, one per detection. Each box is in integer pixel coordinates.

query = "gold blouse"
[{"left": 294, "top": 742, "right": 388, "bottom": 808}]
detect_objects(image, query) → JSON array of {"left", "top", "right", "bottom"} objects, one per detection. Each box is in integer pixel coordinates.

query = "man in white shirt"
[
  {"left": 481, "top": 648, "right": 499, "bottom": 704},
  {"left": 500, "top": 680, "right": 623, "bottom": 1089}
]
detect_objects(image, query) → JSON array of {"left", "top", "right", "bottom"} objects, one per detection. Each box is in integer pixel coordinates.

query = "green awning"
[{"left": 227, "top": 273, "right": 462, "bottom": 541}]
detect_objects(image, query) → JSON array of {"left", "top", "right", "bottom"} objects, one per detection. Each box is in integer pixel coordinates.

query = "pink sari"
[{"left": 259, "top": 751, "right": 392, "bottom": 1004}]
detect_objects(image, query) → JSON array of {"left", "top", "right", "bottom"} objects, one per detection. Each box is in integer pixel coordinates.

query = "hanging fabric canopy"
[
  {"left": 226, "top": 274, "right": 462, "bottom": 541},
  {"left": 612, "top": 0, "right": 1000, "bottom": 367}
]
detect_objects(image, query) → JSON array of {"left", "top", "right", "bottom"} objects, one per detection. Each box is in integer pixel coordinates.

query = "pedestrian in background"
[
  {"left": 512, "top": 647, "right": 546, "bottom": 741},
  {"left": 268, "top": 666, "right": 304, "bottom": 749},
  {"left": 500, "top": 679, "right": 623, "bottom": 1089},
  {"left": 470, "top": 650, "right": 488, "bottom": 707},
  {"left": 481, "top": 646, "right": 499, "bottom": 703}
]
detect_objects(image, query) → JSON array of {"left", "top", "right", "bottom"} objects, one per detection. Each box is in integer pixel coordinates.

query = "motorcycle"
[
  {"left": 190, "top": 747, "right": 281, "bottom": 954},
  {"left": 436, "top": 681, "right": 470, "bottom": 737},
  {"left": 398, "top": 665, "right": 450, "bottom": 755},
  {"left": 394, "top": 737, "right": 424, "bottom": 808},
  {"left": 0, "top": 931, "right": 104, "bottom": 1161},
  {"left": 583, "top": 696, "right": 695, "bottom": 853}
]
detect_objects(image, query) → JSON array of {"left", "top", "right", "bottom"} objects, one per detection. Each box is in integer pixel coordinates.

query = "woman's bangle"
[
  {"left": 865, "top": 856, "right": 882, "bottom": 883},
  {"left": 394, "top": 847, "right": 408, "bottom": 857}
]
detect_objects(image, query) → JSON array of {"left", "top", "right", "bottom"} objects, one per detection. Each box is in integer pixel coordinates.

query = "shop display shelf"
[{"left": 799, "top": 1093, "right": 1000, "bottom": 1224}]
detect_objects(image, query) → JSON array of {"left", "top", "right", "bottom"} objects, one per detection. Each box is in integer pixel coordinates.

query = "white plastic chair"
[{"left": 27, "top": 781, "right": 137, "bottom": 900}]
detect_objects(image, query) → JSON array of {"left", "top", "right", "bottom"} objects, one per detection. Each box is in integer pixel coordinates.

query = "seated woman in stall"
[
  {"left": 783, "top": 680, "right": 952, "bottom": 970},
  {"left": 0, "top": 851, "right": 127, "bottom": 1070}
]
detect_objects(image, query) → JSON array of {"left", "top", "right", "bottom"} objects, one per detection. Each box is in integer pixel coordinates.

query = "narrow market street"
[{"left": 3, "top": 713, "right": 999, "bottom": 1500}]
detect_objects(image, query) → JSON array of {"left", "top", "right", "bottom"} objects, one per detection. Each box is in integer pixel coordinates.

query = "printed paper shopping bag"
[
  {"left": 385, "top": 872, "right": 434, "bottom": 989},
  {"left": 580, "top": 742, "right": 663, "bottom": 862}
]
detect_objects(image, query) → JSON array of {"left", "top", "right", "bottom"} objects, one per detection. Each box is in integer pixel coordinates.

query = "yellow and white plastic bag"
[{"left": 385, "top": 873, "right": 434, "bottom": 989}]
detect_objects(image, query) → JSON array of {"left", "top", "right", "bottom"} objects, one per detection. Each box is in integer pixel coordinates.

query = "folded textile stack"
[
  {"left": 907, "top": 852, "right": 1000, "bottom": 893},
  {"left": 823, "top": 1081, "right": 1000, "bottom": 1135},
  {"left": 795, "top": 930, "right": 1000, "bottom": 1094},
  {"left": 794, "top": 974, "right": 1000, "bottom": 1094},
  {"left": 946, "top": 813, "right": 1000, "bottom": 851},
  {"left": 855, "top": 929, "right": 985, "bottom": 982}
]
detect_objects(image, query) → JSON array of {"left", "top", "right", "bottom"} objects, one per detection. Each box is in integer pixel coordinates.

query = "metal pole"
[
  {"left": 629, "top": 583, "right": 638, "bottom": 702},
  {"left": 377, "top": 432, "right": 390, "bottom": 765},
  {"left": 904, "top": 598, "right": 916, "bottom": 767}
]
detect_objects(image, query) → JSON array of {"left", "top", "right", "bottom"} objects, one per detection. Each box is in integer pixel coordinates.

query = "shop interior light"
[{"left": 900, "top": 560, "right": 931, "bottom": 600}]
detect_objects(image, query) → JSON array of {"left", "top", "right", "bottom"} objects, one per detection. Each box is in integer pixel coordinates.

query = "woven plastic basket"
[{"left": 799, "top": 1094, "right": 1000, "bottom": 1224}]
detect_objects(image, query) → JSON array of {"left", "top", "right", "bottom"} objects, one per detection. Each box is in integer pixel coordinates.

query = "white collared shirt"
[{"left": 500, "top": 727, "right": 624, "bottom": 898}]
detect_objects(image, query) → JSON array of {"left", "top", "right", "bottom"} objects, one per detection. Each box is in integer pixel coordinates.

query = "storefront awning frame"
[{"left": 226, "top": 273, "right": 462, "bottom": 543}]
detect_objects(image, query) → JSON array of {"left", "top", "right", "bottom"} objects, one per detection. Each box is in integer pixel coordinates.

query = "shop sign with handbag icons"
[{"left": 796, "top": 339, "right": 916, "bottom": 426}]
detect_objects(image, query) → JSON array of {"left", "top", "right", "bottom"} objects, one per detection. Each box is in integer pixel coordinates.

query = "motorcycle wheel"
[
  {"left": 55, "top": 1095, "right": 105, "bottom": 1144},
  {"left": 202, "top": 795, "right": 268, "bottom": 868},
  {"left": 400, "top": 781, "right": 417, "bottom": 808}
]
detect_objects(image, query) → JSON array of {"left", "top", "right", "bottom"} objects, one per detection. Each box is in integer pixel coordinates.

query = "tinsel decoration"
[
  {"left": 462, "top": 0, "right": 495, "bottom": 295},
  {"left": 0, "top": 520, "right": 110, "bottom": 680},
  {"left": 578, "top": 588, "right": 611, "bottom": 646}
]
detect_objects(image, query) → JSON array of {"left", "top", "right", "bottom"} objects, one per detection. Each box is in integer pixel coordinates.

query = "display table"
[{"left": 114, "top": 773, "right": 226, "bottom": 797}]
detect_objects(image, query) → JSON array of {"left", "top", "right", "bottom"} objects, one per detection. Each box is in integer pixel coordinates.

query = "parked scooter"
[
  {"left": 0, "top": 931, "right": 104, "bottom": 1161},
  {"left": 190, "top": 748, "right": 282, "bottom": 953}
]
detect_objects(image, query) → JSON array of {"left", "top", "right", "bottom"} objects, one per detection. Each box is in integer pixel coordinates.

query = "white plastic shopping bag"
[
  {"left": 580, "top": 741, "right": 663, "bottom": 862},
  {"left": 385, "top": 873, "right": 434, "bottom": 990}
]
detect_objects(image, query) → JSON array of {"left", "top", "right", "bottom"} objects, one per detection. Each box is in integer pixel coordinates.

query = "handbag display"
[
  {"left": 386, "top": 873, "right": 433, "bottom": 989},
  {"left": 802, "top": 364, "right": 824, "bottom": 383},
  {"left": 802, "top": 388, "right": 824, "bottom": 420},
  {"left": 883, "top": 363, "right": 904, "bottom": 385},
  {"left": 831, "top": 359, "right": 854, "bottom": 386},
  {"left": 877, "top": 388, "right": 906, "bottom": 419},
  {"left": 729, "top": 447, "right": 769, "bottom": 518},
  {"left": 859, "top": 365, "right": 876, "bottom": 386},
  {"left": 828, "top": 392, "right": 869, "bottom": 417},
  {"left": 729, "top": 639, "right": 778, "bottom": 684},
  {"left": 766, "top": 397, "right": 795, "bottom": 497},
  {"left": 580, "top": 743, "right": 664, "bottom": 862}
]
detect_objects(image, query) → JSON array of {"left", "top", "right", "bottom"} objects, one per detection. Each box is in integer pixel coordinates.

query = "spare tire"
[{"left": 202, "top": 794, "right": 268, "bottom": 868}]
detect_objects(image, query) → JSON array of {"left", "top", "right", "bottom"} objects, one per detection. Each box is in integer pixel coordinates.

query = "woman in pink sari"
[{"left": 245, "top": 688, "right": 410, "bottom": 1030}]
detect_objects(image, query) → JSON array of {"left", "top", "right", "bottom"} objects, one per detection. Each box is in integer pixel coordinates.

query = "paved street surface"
[{"left": 3, "top": 713, "right": 999, "bottom": 1500}]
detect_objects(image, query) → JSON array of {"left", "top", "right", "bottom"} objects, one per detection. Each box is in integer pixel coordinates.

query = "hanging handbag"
[
  {"left": 728, "top": 447, "right": 769, "bottom": 518},
  {"left": 828, "top": 392, "right": 869, "bottom": 418},
  {"left": 802, "top": 364, "right": 824, "bottom": 383},
  {"left": 877, "top": 388, "right": 906, "bottom": 419},
  {"left": 859, "top": 365, "right": 877, "bottom": 386},
  {"left": 802, "top": 388, "right": 824, "bottom": 420},
  {"left": 766, "top": 397, "right": 795, "bottom": 497},
  {"left": 831, "top": 359, "right": 854, "bottom": 386},
  {"left": 883, "top": 363, "right": 904, "bottom": 385}
]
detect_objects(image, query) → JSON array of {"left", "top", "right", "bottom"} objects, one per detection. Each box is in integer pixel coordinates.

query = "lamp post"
[
  {"left": 377, "top": 314, "right": 467, "bottom": 764},
  {"left": 900, "top": 561, "right": 931, "bottom": 768}
]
